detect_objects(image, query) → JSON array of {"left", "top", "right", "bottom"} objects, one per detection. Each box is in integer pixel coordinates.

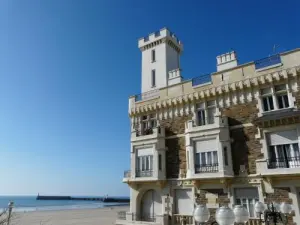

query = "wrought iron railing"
[
  {"left": 197, "top": 116, "right": 215, "bottom": 126},
  {"left": 192, "top": 74, "right": 211, "bottom": 86},
  {"left": 132, "top": 213, "right": 156, "bottom": 222},
  {"left": 136, "top": 170, "right": 153, "bottom": 177},
  {"left": 254, "top": 54, "right": 281, "bottom": 70},
  {"left": 135, "top": 89, "right": 159, "bottom": 102},
  {"left": 123, "top": 170, "right": 131, "bottom": 178},
  {"left": 117, "top": 211, "right": 126, "bottom": 220},
  {"left": 267, "top": 157, "right": 300, "bottom": 169},
  {"left": 195, "top": 163, "right": 219, "bottom": 173}
]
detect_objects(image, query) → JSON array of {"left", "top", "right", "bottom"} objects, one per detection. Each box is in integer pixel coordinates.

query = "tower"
[{"left": 138, "top": 28, "right": 183, "bottom": 93}]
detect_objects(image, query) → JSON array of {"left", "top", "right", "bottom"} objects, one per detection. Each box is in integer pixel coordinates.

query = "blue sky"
[{"left": 0, "top": 0, "right": 299, "bottom": 196}]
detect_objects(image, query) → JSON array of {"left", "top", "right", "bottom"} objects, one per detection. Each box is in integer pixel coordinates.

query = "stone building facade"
[{"left": 116, "top": 28, "right": 300, "bottom": 225}]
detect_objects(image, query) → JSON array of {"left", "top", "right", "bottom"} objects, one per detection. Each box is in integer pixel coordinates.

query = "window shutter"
[
  {"left": 195, "top": 139, "right": 217, "bottom": 153},
  {"left": 268, "top": 130, "right": 298, "bottom": 145}
]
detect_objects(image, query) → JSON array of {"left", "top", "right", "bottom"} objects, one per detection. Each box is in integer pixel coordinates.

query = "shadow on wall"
[{"left": 228, "top": 117, "right": 250, "bottom": 175}]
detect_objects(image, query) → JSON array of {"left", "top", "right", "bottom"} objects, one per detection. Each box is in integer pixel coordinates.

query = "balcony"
[
  {"left": 192, "top": 74, "right": 211, "bottom": 87},
  {"left": 267, "top": 157, "right": 300, "bottom": 169},
  {"left": 185, "top": 116, "right": 228, "bottom": 134},
  {"left": 197, "top": 116, "right": 215, "bottom": 126},
  {"left": 131, "top": 126, "right": 165, "bottom": 142},
  {"left": 135, "top": 89, "right": 159, "bottom": 102},
  {"left": 135, "top": 170, "right": 153, "bottom": 177},
  {"left": 195, "top": 163, "right": 219, "bottom": 173},
  {"left": 124, "top": 170, "right": 131, "bottom": 178},
  {"left": 257, "top": 156, "right": 300, "bottom": 176},
  {"left": 254, "top": 54, "right": 282, "bottom": 70}
]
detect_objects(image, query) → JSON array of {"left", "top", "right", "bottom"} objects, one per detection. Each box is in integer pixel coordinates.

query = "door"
[{"left": 141, "top": 189, "right": 162, "bottom": 221}]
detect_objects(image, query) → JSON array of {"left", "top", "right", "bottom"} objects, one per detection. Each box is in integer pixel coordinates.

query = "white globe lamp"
[
  {"left": 280, "top": 202, "right": 292, "bottom": 214},
  {"left": 194, "top": 204, "right": 210, "bottom": 223},
  {"left": 215, "top": 206, "right": 235, "bottom": 225},
  {"left": 233, "top": 205, "right": 249, "bottom": 223},
  {"left": 254, "top": 201, "right": 265, "bottom": 214}
]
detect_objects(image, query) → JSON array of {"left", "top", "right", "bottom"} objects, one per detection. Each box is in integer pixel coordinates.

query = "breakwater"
[{"left": 36, "top": 195, "right": 129, "bottom": 203}]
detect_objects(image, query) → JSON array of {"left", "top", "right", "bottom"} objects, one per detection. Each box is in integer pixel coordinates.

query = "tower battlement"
[{"left": 138, "top": 27, "right": 183, "bottom": 52}]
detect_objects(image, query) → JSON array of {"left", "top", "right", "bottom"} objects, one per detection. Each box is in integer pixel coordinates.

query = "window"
[
  {"left": 151, "top": 50, "right": 156, "bottom": 62},
  {"left": 196, "top": 101, "right": 216, "bottom": 126},
  {"left": 275, "top": 84, "right": 289, "bottom": 109},
  {"left": 194, "top": 139, "right": 218, "bottom": 173},
  {"left": 195, "top": 151, "right": 218, "bottom": 172},
  {"left": 141, "top": 114, "right": 156, "bottom": 135},
  {"left": 260, "top": 84, "right": 290, "bottom": 112},
  {"left": 151, "top": 70, "right": 156, "bottom": 87},
  {"left": 234, "top": 188, "right": 259, "bottom": 218},
  {"left": 174, "top": 189, "right": 193, "bottom": 215},
  {"left": 261, "top": 88, "right": 274, "bottom": 111},
  {"left": 158, "top": 154, "right": 162, "bottom": 170},
  {"left": 136, "top": 155, "right": 153, "bottom": 177},
  {"left": 268, "top": 130, "right": 300, "bottom": 169},
  {"left": 223, "top": 147, "right": 228, "bottom": 166}
]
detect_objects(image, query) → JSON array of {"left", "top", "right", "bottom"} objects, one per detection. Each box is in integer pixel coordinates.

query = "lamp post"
[
  {"left": 193, "top": 204, "right": 249, "bottom": 225},
  {"left": 254, "top": 201, "right": 292, "bottom": 225},
  {"left": 7, "top": 201, "right": 14, "bottom": 225}
]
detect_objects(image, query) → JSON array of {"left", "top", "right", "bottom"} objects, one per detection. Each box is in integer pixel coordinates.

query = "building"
[{"left": 116, "top": 27, "right": 300, "bottom": 225}]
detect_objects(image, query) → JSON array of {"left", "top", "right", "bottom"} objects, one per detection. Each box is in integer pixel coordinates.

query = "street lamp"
[
  {"left": 193, "top": 204, "right": 249, "bottom": 225},
  {"left": 254, "top": 201, "right": 292, "bottom": 225}
]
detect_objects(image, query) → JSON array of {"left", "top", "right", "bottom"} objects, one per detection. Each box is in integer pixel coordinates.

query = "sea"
[{"left": 0, "top": 196, "right": 129, "bottom": 212}]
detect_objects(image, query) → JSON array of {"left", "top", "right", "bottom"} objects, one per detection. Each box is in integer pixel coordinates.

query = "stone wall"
[
  {"left": 195, "top": 189, "right": 229, "bottom": 223},
  {"left": 221, "top": 100, "right": 258, "bottom": 126},
  {"left": 160, "top": 116, "right": 191, "bottom": 178},
  {"left": 165, "top": 137, "right": 186, "bottom": 178},
  {"left": 160, "top": 115, "right": 191, "bottom": 137},
  {"left": 220, "top": 101, "right": 262, "bottom": 175},
  {"left": 230, "top": 126, "right": 263, "bottom": 175},
  {"left": 265, "top": 187, "right": 294, "bottom": 225}
]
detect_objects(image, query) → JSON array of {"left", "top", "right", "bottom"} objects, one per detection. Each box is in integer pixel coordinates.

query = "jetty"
[{"left": 36, "top": 194, "right": 129, "bottom": 203}]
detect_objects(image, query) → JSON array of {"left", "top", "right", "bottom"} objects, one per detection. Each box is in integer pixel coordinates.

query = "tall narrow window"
[
  {"left": 261, "top": 88, "right": 274, "bottom": 111},
  {"left": 275, "top": 84, "right": 289, "bottom": 109},
  {"left": 151, "top": 69, "right": 156, "bottom": 87},
  {"left": 224, "top": 147, "right": 228, "bottom": 166},
  {"left": 151, "top": 50, "right": 156, "bottom": 62},
  {"left": 158, "top": 154, "right": 162, "bottom": 170}
]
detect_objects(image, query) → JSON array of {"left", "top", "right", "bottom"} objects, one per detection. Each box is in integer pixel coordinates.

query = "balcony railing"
[
  {"left": 124, "top": 170, "right": 131, "bottom": 178},
  {"left": 195, "top": 163, "right": 219, "bottom": 173},
  {"left": 132, "top": 213, "right": 156, "bottom": 222},
  {"left": 267, "top": 157, "right": 300, "bottom": 169},
  {"left": 173, "top": 215, "right": 193, "bottom": 225},
  {"left": 197, "top": 116, "right": 215, "bottom": 126},
  {"left": 254, "top": 54, "right": 281, "bottom": 70},
  {"left": 192, "top": 74, "right": 211, "bottom": 87},
  {"left": 136, "top": 127, "right": 154, "bottom": 136},
  {"left": 136, "top": 170, "right": 153, "bottom": 177},
  {"left": 135, "top": 89, "right": 159, "bottom": 102}
]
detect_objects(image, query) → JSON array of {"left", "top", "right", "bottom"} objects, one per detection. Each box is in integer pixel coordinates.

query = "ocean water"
[{"left": 0, "top": 196, "right": 129, "bottom": 212}]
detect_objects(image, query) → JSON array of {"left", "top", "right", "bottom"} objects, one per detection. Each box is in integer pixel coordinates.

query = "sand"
[{"left": 11, "top": 206, "right": 129, "bottom": 225}]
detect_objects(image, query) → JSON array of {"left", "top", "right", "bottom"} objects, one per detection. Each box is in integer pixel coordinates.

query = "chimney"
[{"left": 216, "top": 51, "right": 238, "bottom": 72}]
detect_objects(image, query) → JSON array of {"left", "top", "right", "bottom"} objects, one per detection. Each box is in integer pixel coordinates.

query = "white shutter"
[
  {"left": 175, "top": 189, "right": 193, "bottom": 215},
  {"left": 234, "top": 188, "right": 258, "bottom": 198},
  {"left": 137, "top": 148, "right": 153, "bottom": 156},
  {"left": 195, "top": 139, "right": 217, "bottom": 153},
  {"left": 268, "top": 130, "right": 298, "bottom": 145}
]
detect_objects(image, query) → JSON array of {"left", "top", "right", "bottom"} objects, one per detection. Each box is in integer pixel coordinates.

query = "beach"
[{"left": 11, "top": 206, "right": 129, "bottom": 225}]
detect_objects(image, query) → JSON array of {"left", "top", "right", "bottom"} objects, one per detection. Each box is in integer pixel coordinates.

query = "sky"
[{"left": 0, "top": 0, "right": 299, "bottom": 196}]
